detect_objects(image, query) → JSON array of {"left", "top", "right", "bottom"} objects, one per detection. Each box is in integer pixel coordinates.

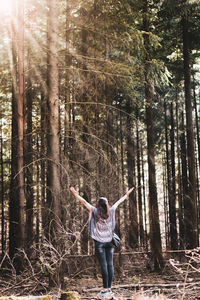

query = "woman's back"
[{"left": 89, "top": 206, "right": 116, "bottom": 243}]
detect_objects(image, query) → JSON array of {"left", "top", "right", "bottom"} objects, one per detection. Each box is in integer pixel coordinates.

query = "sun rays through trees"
[{"left": 0, "top": 0, "right": 200, "bottom": 295}]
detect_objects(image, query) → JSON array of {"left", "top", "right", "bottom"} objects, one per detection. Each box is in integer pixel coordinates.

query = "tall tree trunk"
[
  {"left": 145, "top": 85, "right": 163, "bottom": 270},
  {"left": 47, "top": 0, "right": 63, "bottom": 286},
  {"left": 176, "top": 99, "right": 184, "bottom": 249},
  {"left": 36, "top": 134, "right": 40, "bottom": 246},
  {"left": 141, "top": 142, "right": 148, "bottom": 250},
  {"left": 180, "top": 111, "right": 188, "bottom": 248},
  {"left": 182, "top": 8, "right": 198, "bottom": 248},
  {"left": 193, "top": 82, "right": 200, "bottom": 220},
  {"left": 170, "top": 102, "right": 178, "bottom": 248},
  {"left": 80, "top": 23, "right": 90, "bottom": 254},
  {"left": 17, "top": 0, "right": 26, "bottom": 253},
  {"left": 143, "top": 0, "right": 163, "bottom": 270},
  {"left": 164, "top": 100, "right": 178, "bottom": 249},
  {"left": 40, "top": 92, "right": 47, "bottom": 234},
  {"left": 164, "top": 100, "right": 171, "bottom": 247},
  {"left": 64, "top": 0, "right": 71, "bottom": 155},
  {"left": 119, "top": 104, "right": 127, "bottom": 246},
  {"left": 136, "top": 114, "right": 144, "bottom": 247},
  {"left": 24, "top": 50, "right": 34, "bottom": 252},
  {"left": 9, "top": 0, "right": 26, "bottom": 265},
  {"left": 47, "top": 0, "right": 61, "bottom": 228},
  {"left": 126, "top": 99, "right": 138, "bottom": 248},
  {"left": 9, "top": 0, "right": 18, "bottom": 260},
  {"left": 162, "top": 156, "right": 169, "bottom": 248}
]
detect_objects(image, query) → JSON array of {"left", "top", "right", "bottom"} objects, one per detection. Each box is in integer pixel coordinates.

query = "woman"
[{"left": 70, "top": 186, "right": 134, "bottom": 300}]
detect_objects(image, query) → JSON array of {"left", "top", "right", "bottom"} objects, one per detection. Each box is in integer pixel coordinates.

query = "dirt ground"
[
  {"left": 1, "top": 252, "right": 200, "bottom": 299},
  {"left": 62, "top": 251, "right": 200, "bottom": 300},
  {"left": 64, "top": 268, "right": 200, "bottom": 299}
]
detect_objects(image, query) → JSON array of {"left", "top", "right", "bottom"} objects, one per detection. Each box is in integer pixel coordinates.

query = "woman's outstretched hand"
[
  {"left": 113, "top": 187, "right": 134, "bottom": 209},
  {"left": 127, "top": 187, "right": 134, "bottom": 195},
  {"left": 70, "top": 186, "right": 93, "bottom": 211},
  {"left": 70, "top": 187, "right": 77, "bottom": 194}
]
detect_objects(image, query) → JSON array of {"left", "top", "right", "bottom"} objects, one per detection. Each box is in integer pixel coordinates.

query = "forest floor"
[
  {"left": 1, "top": 251, "right": 200, "bottom": 299},
  {"left": 63, "top": 250, "right": 200, "bottom": 299},
  {"left": 66, "top": 267, "right": 200, "bottom": 299}
]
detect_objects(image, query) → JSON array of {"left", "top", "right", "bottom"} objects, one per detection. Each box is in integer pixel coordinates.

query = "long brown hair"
[{"left": 96, "top": 197, "right": 109, "bottom": 219}]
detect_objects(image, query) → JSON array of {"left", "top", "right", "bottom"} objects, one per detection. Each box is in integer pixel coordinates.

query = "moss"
[{"left": 61, "top": 291, "right": 81, "bottom": 300}]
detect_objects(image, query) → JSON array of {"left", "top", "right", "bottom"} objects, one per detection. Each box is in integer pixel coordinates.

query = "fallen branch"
[{"left": 83, "top": 281, "right": 200, "bottom": 292}]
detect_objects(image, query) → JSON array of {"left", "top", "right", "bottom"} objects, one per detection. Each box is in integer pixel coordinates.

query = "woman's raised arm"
[
  {"left": 70, "top": 187, "right": 93, "bottom": 211},
  {"left": 112, "top": 187, "right": 134, "bottom": 210}
]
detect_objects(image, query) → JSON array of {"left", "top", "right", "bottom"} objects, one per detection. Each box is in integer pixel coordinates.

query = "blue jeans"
[{"left": 95, "top": 240, "right": 114, "bottom": 288}]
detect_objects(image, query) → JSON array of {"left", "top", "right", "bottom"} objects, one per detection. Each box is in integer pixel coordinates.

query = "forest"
[{"left": 0, "top": 0, "right": 200, "bottom": 299}]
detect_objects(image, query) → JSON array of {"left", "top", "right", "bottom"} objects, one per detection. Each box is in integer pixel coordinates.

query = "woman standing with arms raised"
[{"left": 70, "top": 186, "right": 134, "bottom": 300}]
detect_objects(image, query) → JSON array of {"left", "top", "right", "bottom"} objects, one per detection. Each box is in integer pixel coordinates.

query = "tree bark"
[
  {"left": 164, "top": 100, "right": 171, "bottom": 247},
  {"left": 164, "top": 100, "right": 178, "bottom": 249},
  {"left": 141, "top": 142, "right": 148, "bottom": 250},
  {"left": 182, "top": 8, "right": 198, "bottom": 248},
  {"left": 176, "top": 100, "right": 184, "bottom": 250},
  {"left": 47, "top": 0, "right": 61, "bottom": 225},
  {"left": 47, "top": 0, "right": 63, "bottom": 286},
  {"left": 136, "top": 113, "right": 144, "bottom": 247},
  {"left": 126, "top": 99, "right": 138, "bottom": 248},
  {"left": 40, "top": 91, "right": 47, "bottom": 235},
  {"left": 36, "top": 134, "right": 40, "bottom": 246},
  {"left": 9, "top": 0, "right": 18, "bottom": 260},
  {"left": 9, "top": 0, "right": 26, "bottom": 265},
  {"left": 143, "top": 0, "right": 163, "bottom": 270},
  {"left": 24, "top": 49, "right": 34, "bottom": 252},
  {"left": 17, "top": 0, "right": 26, "bottom": 252},
  {"left": 180, "top": 111, "right": 188, "bottom": 248},
  {"left": 64, "top": 0, "right": 71, "bottom": 155},
  {"left": 79, "top": 23, "right": 90, "bottom": 254},
  {"left": 193, "top": 82, "right": 200, "bottom": 222},
  {"left": 170, "top": 102, "right": 178, "bottom": 249}
]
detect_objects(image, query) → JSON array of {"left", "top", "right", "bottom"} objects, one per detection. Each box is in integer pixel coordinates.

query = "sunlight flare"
[{"left": 0, "top": 0, "right": 12, "bottom": 13}]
